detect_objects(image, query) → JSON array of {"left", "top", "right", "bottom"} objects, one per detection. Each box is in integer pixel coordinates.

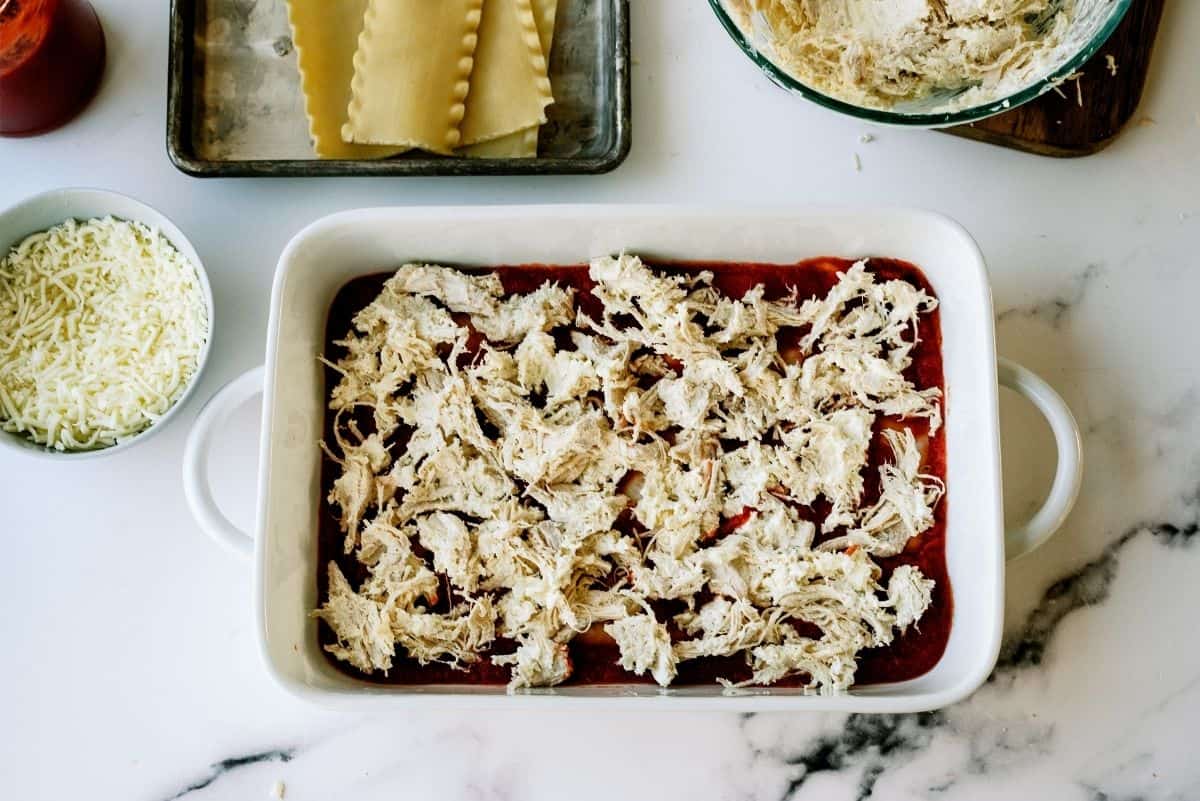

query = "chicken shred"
[{"left": 314, "top": 256, "right": 943, "bottom": 693}]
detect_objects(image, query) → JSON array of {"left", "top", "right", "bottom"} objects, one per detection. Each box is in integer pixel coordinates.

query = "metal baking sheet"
[{"left": 166, "top": 0, "right": 630, "bottom": 177}]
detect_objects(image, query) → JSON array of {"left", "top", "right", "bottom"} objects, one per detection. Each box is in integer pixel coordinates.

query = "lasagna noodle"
[
  {"left": 459, "top": 0, "right": 555, "bottom": 147},
  {"left": 461, "top": 0, "right": 558, "bottom": 158},
  {"left": 287, "top": 0, "right": 403, "bottom": 159},
  {"left": 341, "top": 0, "right": 484, "bottom": 155}
]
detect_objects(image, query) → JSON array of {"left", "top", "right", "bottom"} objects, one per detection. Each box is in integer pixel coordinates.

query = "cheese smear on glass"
[{"left": 742, "top": 0, "right": 1073, "bottom": 110}]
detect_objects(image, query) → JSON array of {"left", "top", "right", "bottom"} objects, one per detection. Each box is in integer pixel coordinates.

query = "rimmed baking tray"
[{"left": 166, "top": 0, "right": 630, "bottom": 177}]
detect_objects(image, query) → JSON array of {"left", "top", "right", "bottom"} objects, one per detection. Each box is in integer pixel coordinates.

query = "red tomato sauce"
[{"left": 317, "top": 258, "right": 950, "bottom": 688}]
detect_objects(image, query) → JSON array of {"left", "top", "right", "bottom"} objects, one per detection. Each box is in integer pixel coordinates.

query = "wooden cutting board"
[{"left": 944, "top": 0, "right": 1166, "bottom": 157}]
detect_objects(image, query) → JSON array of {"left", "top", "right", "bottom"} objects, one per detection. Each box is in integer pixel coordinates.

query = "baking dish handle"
[
  {"left": 182, "top": 365, "right": 265, "bottom": 558},
  {"left": 997, "top": 357, "right": 1083, "bottom": 561},
  {"left": 179, "top": 360, "right": 1081, "bottom": 561}
]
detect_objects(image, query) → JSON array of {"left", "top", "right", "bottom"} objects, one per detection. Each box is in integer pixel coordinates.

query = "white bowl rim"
[{"left": 0, "top": 187, "right": 215, "bottom": 460}]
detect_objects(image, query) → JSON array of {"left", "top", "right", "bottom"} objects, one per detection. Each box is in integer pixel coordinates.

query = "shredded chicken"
[
  {"left": 606, "top": 609, "right": 679, "bottom": 687},
  {"left": 743, "top": 0, "right": 1075, "bottom": 112},
  {"left": 314, "top": 257, "right": 944, "bottom": 693}
]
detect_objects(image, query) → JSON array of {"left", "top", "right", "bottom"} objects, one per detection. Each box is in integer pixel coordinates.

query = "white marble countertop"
[{"left": 3, "top": 2, "right": 1199, "bottom": 799}]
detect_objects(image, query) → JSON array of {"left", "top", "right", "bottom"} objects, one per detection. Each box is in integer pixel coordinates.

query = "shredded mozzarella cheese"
[{"left": 0, "top": 217, "right": 208, "bottom": 451}]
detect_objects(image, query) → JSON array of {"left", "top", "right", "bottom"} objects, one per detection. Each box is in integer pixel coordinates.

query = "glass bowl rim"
[{"left": 707, "top": 0, "right": 1135, "bottom": 128}]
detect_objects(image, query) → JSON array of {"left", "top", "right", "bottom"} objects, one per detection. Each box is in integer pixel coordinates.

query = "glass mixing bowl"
[{"left": 708, "top": 0, "right": 1133, "bottom": 127}]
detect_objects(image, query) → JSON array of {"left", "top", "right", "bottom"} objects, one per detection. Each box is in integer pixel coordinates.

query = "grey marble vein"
[
  {"left": 997, "top": 264, "right": 1103, "bottom": 328},
  {"left": 998, "top": 481, "right": 1196, "bottom": 675},
  {"left": 757, "top": 712, "right": 945, "bottom": 801},
  {"left": 1081, "top": 786, "right": 1151, "bottom": 801},
  {"left": 161, "top": 748, "right": 294, "bottom": 801}
]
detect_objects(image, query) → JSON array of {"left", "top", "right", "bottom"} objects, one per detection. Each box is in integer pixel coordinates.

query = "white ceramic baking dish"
[{"left": 183, "top": 206, "right": 1082, "bottom": 712}]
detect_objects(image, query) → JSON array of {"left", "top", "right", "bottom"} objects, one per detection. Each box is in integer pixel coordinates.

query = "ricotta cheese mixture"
[
  {"left": 0, "top": 217, "right": 209, "bottom": 451},
  {"left": 741, "top": 0, "right": 1073, "bottom": 110},
  {"left": 315, "top": 256, "right": 945, "bottom": 693}
]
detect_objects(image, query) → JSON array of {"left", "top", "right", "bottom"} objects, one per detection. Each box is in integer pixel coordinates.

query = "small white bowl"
[{"left": 0, "top": 188, "right": 214, "bottom": 459}]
